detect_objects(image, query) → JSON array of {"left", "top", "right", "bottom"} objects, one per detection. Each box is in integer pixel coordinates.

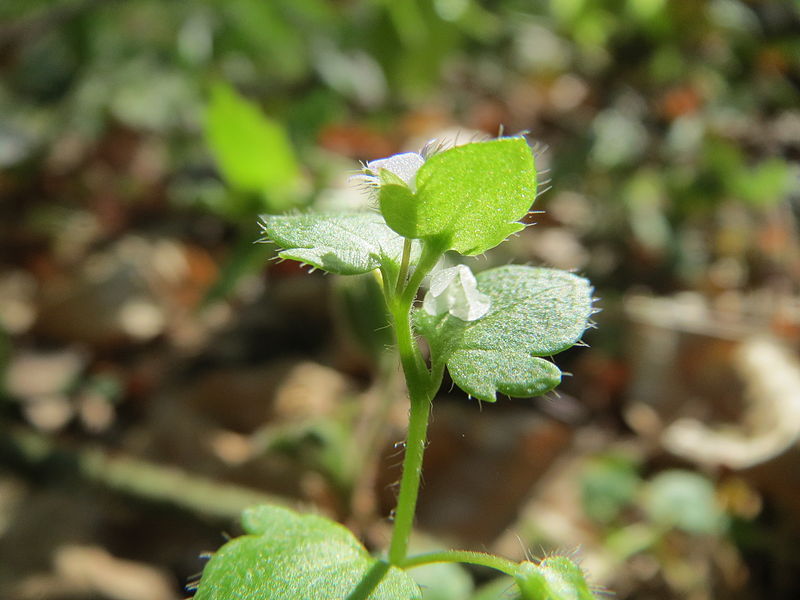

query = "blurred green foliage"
[
  {"left": 408, "top": 560, "right": 474, "bottom": 600},
  {"left": 1, "top": 2, "right": 797, "bottom": 597},
  {"left": 581, "top": 455, "right": 730, "bottom": 571},
  {"left": 333, "top": 273, "right": 394, "bottom": 364},
  {"left": 644, "top": 470, "right": 727, "bottom": 536},
  {"left": 2, "top": 0, "right": 796, "bottom": 298},
  {"left": 581, "top": 453, "right": 640, "bottom": 525},
  {"left": 204, "top": 81, "right": 300, "bottom": 216}
]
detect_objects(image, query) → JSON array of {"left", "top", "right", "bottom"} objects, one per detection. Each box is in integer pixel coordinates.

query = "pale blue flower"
[{"left": 423, "top": 265, "right": 490, "bottom": 321}]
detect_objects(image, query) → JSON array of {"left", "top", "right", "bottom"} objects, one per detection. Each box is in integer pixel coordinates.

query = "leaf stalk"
[{"left": 399, "top": 550, "right": 518, "bottom": 576}]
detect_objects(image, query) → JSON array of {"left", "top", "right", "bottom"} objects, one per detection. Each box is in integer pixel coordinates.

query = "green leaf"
[
  {"left": 470, "top": 577, "right": 516, "bottom": 600},
  {"left": 644, "top": 470, "right": 727, "bottom": 535},
  {"left": 205, "top": 82, "right": 299, "bottom": 210},
  {"left": 201, "top": 224, "right": 273, "bottom": 307},
  {"left": 515, "top": 557, "right": 596, "bottom": 600},
  {"left": 409, "top": 560, "right": 474, "bottom": 600},
  {"left": 379, "top": 137, "right": 537, "bottom": 255},
  {"left": 580, "top": 454, "right": 641, "bottom": 525},
  {"left": 732, "top": 157, "right": 795, "bottom": 208},
  {"left": 333, "top": 274, "right": 394, "bottom": 362},
  {"left": 416, "top": 266, "right": 593, "bottom": 402},
  {"left": 261, "top": 212, "right": 417, "bottom": 276},
  {"left": 195, "top": 505, "right": 421, "bottom": 600}
]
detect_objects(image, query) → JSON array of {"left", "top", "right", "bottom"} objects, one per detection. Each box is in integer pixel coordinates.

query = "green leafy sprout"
[{"left": 193, "top": 136, "right": 598, "bottom": 599}]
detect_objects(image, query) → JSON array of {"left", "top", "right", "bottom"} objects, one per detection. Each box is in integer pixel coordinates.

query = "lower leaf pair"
[{"left": 194, "top": 505, "right": 597, "bottom": 600}]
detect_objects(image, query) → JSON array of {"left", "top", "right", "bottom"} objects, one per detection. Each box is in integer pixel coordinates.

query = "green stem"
[
  {"left": 399, "top": 240, "right": 443, "bottom": 307},
  {"left": 395, "top": 238, "right": 412, "bottom": 296},
  {"left": 387, "top": 379, "right": 431, "bottom": 565},
  {"left": 345, "top": 560, "right": 391, "bottom": 600},
  {"left": 387, "top": 240, "right": 443, "bottom": 387},
  {"left": 390, "top": 299, "right": 427, "bottom": 387},
  {"left": 385, "top": 240, "right": 445, "bottom": 565},
  {"left": 399, "top": 550, "right": 518, "bottom": 576}
]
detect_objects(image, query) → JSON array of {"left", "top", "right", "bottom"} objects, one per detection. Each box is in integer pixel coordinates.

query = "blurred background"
[{"left": 1, "top": 0, "right": 799, "bottom": 598}]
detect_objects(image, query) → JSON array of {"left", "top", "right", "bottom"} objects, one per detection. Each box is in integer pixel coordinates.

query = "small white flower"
[
  {"left": 423, "top": 265, "right": 491, "bottom": 322},
  {"left": 367, "top": 152, "right": 425, "bottom": 187},
  {"left": 350, "top": 151, "right": 425, "bottom": 194},
  {"left": 350, "top": 139, "right": 447, "bottom": 196}
]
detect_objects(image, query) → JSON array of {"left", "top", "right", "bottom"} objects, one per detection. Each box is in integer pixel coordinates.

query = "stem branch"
[
  {"left": 399, "top": 240, "right": 443, "bottom": 308},
  {"left": 399, "top": 550, "right": 518, "bottom": 576}
]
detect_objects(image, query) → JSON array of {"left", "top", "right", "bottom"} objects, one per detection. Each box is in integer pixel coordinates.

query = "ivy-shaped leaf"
[
  {"left": 379, "top": 137, "right": 537, "bottom": 255},
  {"left": 261, "top": 212, "right": 417, "bottom": 276},
  {"left": 194, "top": 505, "right": 421, "bottom": 600},
  {"left": 416, "top": 265, "right": 593, "bottom": 402}
]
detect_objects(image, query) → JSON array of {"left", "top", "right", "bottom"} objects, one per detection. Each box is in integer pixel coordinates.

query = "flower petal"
[
  {"left": 423, "top": 265, "right": 491, "bottom": 322},
  {"left": 366, "top": 152, "right": 425, "bottom": 187}
]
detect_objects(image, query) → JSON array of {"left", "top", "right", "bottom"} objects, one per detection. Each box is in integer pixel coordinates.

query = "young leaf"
[
  {"left": 379, "top": 137, "right": 537, "bottom": 255},
  {"left": 261, "top": 212, "right": 417, "bottom": 275},
  {"left": 416, "top": 265, "right": 593, "bottom": 402},
  {"left": 514, "top": 557, "right": 596, "bottom": 600},
  {"left": 195, "top": 505, "right": 421, "bottom": 600},
  {"left": 205, "top": 82, "right": 299, "bottom": 209}
]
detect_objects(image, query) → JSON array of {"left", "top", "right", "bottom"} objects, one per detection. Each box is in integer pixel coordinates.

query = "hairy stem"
[
  {"left": 400, "top": 550, "right": 518, "bottom": 576},
  {"left": 385, "top": 240, "right": 445, "bottom": 565},
  {"left": 399, "top": 239, "right": 443, "bottom": 308},
  {"left": 395, "top": 238, "right": 412, "bottom": 296},
  {"left": 390, "top": 298, "right": 427, "bottom": 388},
  {"left": 388, "top": 385, "right": 432, "bottom": 565}
]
